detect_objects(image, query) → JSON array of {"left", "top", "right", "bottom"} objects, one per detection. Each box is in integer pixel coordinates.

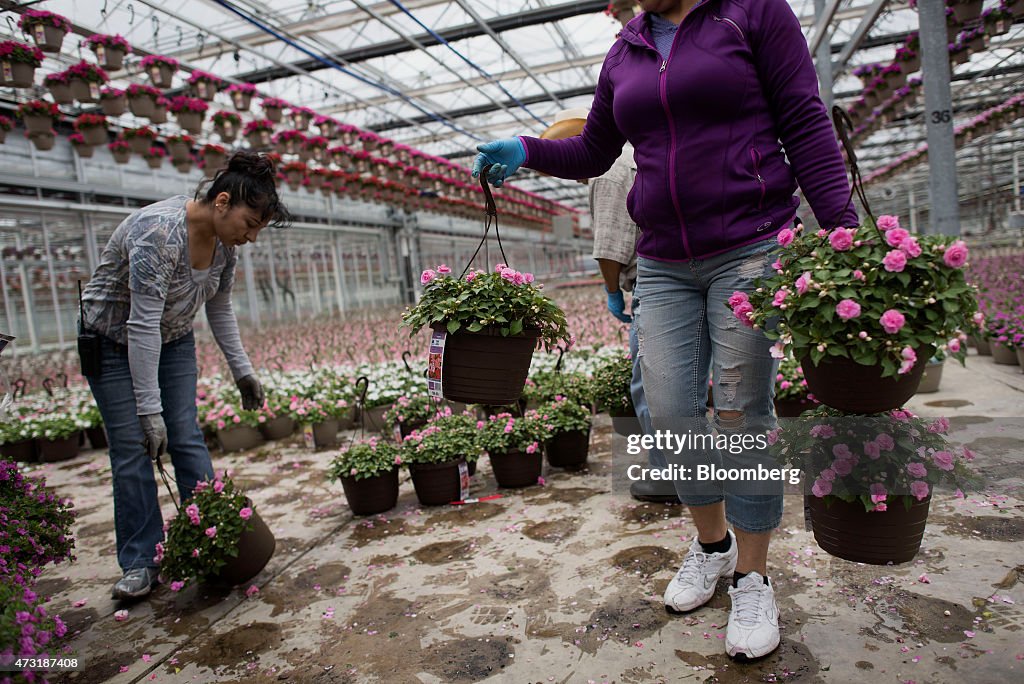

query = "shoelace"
[
  {"left": 730, "top": 582, "right": 765, "bottom": 625},
  {"left": 675, "top": 548, "right": 712, "bottom": 584}
]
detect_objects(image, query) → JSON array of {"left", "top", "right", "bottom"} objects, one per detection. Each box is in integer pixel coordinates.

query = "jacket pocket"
[
  {"left": 712, "top": 15, "right": 745, "bottom": 41},
  {"left": 627, "top": 172, "right": 646, "bottom": 228},
  {"left": 749, "top": 147, "right": 767, "bottom": 211}
]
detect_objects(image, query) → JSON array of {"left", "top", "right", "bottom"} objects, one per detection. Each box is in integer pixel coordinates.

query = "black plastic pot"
[
  {"left": 339, "top": 468, "right": 400, "bottom": 516},
  {"left": 433, "top": 323, "right": 540, "bottom": 405}
]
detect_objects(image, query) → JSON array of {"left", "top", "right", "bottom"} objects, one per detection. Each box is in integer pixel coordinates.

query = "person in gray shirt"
[{"left": 80, "top": 151, "right": 290, "bottom": 600}]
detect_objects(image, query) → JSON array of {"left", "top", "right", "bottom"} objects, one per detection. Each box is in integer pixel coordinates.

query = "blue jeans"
[
  {"left": 86, "top": 331, "right": 214, "bottom": 572},
  {"left": 633, "top": 240, "right": 782, "bottom": 533},
  {"left": 628, "top": 298, "right": 667, "bottom": 469}
]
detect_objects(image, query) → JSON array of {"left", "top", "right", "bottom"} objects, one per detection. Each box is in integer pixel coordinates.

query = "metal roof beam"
[
  {"left": 808, "top": 0, "right": 843, "bottom": 56},
  {"left": 832, "top": 0, "right": 891, "bottom": 77},
  {"left": 230, "top": 0, "right": 609, "bottom": 85}
]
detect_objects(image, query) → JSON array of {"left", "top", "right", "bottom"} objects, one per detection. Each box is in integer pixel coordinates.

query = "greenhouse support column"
[
  {"left": 909, "top": 188, "right": 918, "bottom": 234},
  {"left": 814, "top": 0, "right": 833, "bottom": 112},
  {"left": 0, "top": 248, "right": 15, "bottom": 342},
  {"left": 331, "top": 237, "right": 347, "bottom": 315},
  {"left": 363, "top": 249, "right": 374, "bottom": 308},
  {"left": 83, "top": 215, "right": 100, "bottom": 275},
  {"left": 266, "top": 236, "right": 281, "bottom": 320},
  {"left": 284, "top": 236, "right": 303, "bottom": 321},
  {"left": 15, "top": 235, "right": 38, "bottom": 352},
  {"left": 918, "top": 0, "right": 960, "bottom": 236},
  {"left": 309, "top": 248, "right": 323, "bottom": 316},
  {"left": 41, "top": 217, "right": 64, "bottom": 347},
  {"left": 1014, "top": 150, "right": 1021, "bottom": 212},
  {"left": 241, "top": 245, "right": 261, "bottom": 329}
]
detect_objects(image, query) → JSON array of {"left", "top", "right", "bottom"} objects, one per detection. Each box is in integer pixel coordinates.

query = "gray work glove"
[
  {"left": 139, "top": 413, "right": 168, "bottom": 461},
  {"left": 236, "top": 374, "right": 265, "bottom": 411}
]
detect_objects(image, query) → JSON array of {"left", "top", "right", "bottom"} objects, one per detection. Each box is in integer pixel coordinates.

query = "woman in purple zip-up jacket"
[{"left": 473, "top": 0, "right": 857, "bottom": 661}]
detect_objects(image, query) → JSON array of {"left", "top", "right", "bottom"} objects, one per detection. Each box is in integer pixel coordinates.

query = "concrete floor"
[{"left": 29, "top": 349, "right": 1024, "bottom": 683}]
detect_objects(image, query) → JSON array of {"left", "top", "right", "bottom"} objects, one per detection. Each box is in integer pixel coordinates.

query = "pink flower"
[
  {"left": 928, "top": 417, "right": 950, "bottom": 434},
  {"left": 512, "top": 271, "right": 526, "bottom": 285},
  {"left": 795, "top": 272, "right": 812, "bottom": 295},
  {"left": 819, "top": 468, "right": 836, "bottom": 482},
  {"left": 880, "top": 309, "right": 906, "bottom": 334},
  {"left": 420, "top": 269, "right": 436, "bottom": 284},
  {"left": 898, "top": 346, "right": 917, "bottom": 375},
  {"left": 494, "top": 263, "right": 507, "bottom": 272},
  {"left": 732, "top": 301, "right": 755, "bottom": 327},
  {"left": 864, "top": 440, "right": 881, "bottom": 459},
  {"left": 213, "top": 480, "right": 224, "bottom": 493},
  {"left": 246, "top": 585, "right": 260, "bottom": 597},
  {"left": 816, "top": 229, "right": 828, "bottom": 238},
  {"left": 465, "top": 271, "right": 477, "bottom": 282},
  {"left": 191, "top": 548, "right": 200, "bottom": 558},
  {"left": 769, "top": 341, "right": 786, "bottom": 359},
  {"left": 828, "top": 227, "right": 854, "bottom": 251},
  {"left": 777, "top": 228, "right": 794, "bottom": 247},
  {"left": 169, "top": 581, "right": 185, "bottom": 592},
  {"left": 885, "top": 228, "right": 909, "bottom": 247},
  {"left": 500, "top": 267, "right": 516, "bottom": 282},
  {"left": 832, "top": 443, "right": 852, "bottom": 459},
  {"left": 523, "top": 272, "right": 535, "bottom": 283},
  {"left": 948, "top": 338, "right": 961, "bottom": 353},
  {"left": 943, "top": 240, "right": 968, "bottom": 268},
  {"left": 239, "top": 507, "right": 253, "bottom": 520},
  {"left": 154, "top": 542, "right": 165, "bottom": 563},
  {"left": 811, "top": 478, "right": 832, "bottom": 497},
  {"left": 932, "top": 450, "right": 955, "bottom": 471},
  {"left": 910, "top": 480, "right": 930, "bottom": 500},
  {"left": 875, "top": 433, "right": 895, "bottom": 451},
  {"left": 873, "top": 502, "right": 887, "bottom": 512},
  {"left": 907, "top": 462, "right": 928, "bottom": 478},
  {"left": 869, "top": 483, "right": 887, "bottom": 503},
  {"left": 882, "top": 250, "right": 907, "bottom": 272},
  {"left": 728, "top": 291, "right": 749, "bottom": 308},
  {"left": 831, "top": 458, "right": 853, "bottom": 476},
  {"left": 525, "top": 442, "right": 539, "bottom": 454},
  {"left": 853, "top": 269, "right": 865, "bottom": 280},
  {"left": 810, "top": 424, "right": 835, "bottom": 438},
  {"left": 876, "top": 215, "right": 900, "bottom": 231},
  {"left": 186, "top": 503, "right": 201, "bottom": 525},
  {"left": 836, "top": 299, "right": 861, "bottom": 320},
  {"left": 900, "top": 237, "right": 922, "bottom": 258},
  {"left": 205, "top": 526, "right": 217, "bottom": 538},
  {"left": 772, "top": 289, "right": 788, "bottom": 307},
  {"left": 436, "top": 264, "right": 451, "bottom": 274}
]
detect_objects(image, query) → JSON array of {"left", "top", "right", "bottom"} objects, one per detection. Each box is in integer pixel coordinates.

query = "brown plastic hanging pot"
[
  {"left": 213, "top": 499, "right": 276, "bottom": 585},
  {"left": 489, "top": 449, "right": 543, "bottom": 488},
  {"left": 544, "top": 428, "right": 590, "bottom": 469},
  {"left": 800, "top": 346, "right": 930, "bottom": 414},
  {"left": 339, "top": 468, "right": 400, "bottom": 516},
  {"left": 807, "top": 495, "right": 930, "bottom": 565}
]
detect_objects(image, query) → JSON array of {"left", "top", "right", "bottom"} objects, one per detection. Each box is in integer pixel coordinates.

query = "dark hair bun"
[{"left": 227, "top": 150, "right": 275, "bottom": 178}]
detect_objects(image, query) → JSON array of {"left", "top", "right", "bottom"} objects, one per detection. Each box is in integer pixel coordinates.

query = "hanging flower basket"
[
  {"left": 0, "top": 41, "right": 44, "bottom": 88},
  {"left": 44, "top": 71, "right": 73, "bottom": 104},
  {"left": 174, "top": 157, "right": 194, "bottom": 174},
  {"left": 73, "top": 113, "right": 109, "bottom": 147},
  {"left": 165, "top": 133, "right": 194, "bottom": 163},
  {"left": 262, "top": 97, "right": 288, "bottom": 123},
  {"left": 26, "top": 129, "right": 56, "bottom": 152},
  {"left": 168, "top": 96, "right": 209, "bottom": 135},
  {"left": 950, "top": 0, "right": 984, "bottom": 24},
  {"left": 314, "top": 115, "right": 338, "bottom": 139},
  {"left": 303, "top": 136, "right": 328, "bottom": 162},
  {"left": 69, "top": 133, "right": 94, "bottom": 158},
  {"left": 188, "top": 70, "right": 225, "bottom": 101},
  {"left": 67, "top": 60, "right": 109, "bottom": 103},
  {"left": 17, "top": 100, "right": 60, "bottom": 135},
  {"left": 150, "top": 96, "right": 170, "bottom": 124},
  {"left": 227, "top": 83, "right": 257, "bottom": 112},
  {"left": 124, "top": 126, "right": 158, "bottom": 155},
  {"left": 243, "top": 119, "right": 274, "bottom": 149},
  {"left": 807, "top": 495, "right": 930, "bottom": 565},
  {"left": 274, "top": 129, "right": 306, "bottom": 156},
  {"left": 0, "top": 115, "right": 12, "bottom": 145},
  {"left": 143, "top": 146, "right": 167, "bottom": 170},
  {"left": 99, "top": 86, "right": 127, "bottom": 116},
  {"left": 108, "top": 139, "right": 131, "bottom": 164},
  {"left": 282, "top": 161, "right": 307, "bottom": 185},
  {"left": 140, "top": 54, "right": 178, "bottom": 88},
  {"left": 212, "top": 110, "right": 242, "bottom": 142},
  {"left": 290, "top": 106, "right": 315, "bottom": 130},
  {"left": 800, "top": 346, "right": 931, "bottom": 414},
  {"left": 85, "top": 34, "right": 131, "bottom": 71},
  {"left": 127, "top": 83, "right": 160, "bottom": 118},
  {"left": 19, "top": 10, "right": 70, "bottom": 53},
  {"left": 201, "top": 144, "right": 227, "bottom": 175}
]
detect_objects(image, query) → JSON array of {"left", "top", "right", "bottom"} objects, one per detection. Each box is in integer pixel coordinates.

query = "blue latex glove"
[
  {"left": 471, "top": 138, "right": 527, "bottom": 187},
  {"left": 606, "top": 287, "right": 632, "bottom": 323}
]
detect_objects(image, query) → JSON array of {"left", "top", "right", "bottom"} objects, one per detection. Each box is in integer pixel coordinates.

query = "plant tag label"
[
  {"left": 150, "top": 66, "right": 161, "bottom": 82},
  {"left": 33, "top": 25, "right": 45, "bottom": 45},
  {"left": 427, "top": 330, "right": 445, "bottom": 399},
  {"left": 2, "top": 61, "right": 12, "bottom": 83},
  {"left": 198, "top": 82, "right": 207, "bottom": 98},
  {"left": 458, "top": 461, "right": 470, "bottom": 501},
  {"left": 393, "top": 421, "right": 403, "bottom": 443},
  {"left": 303, "top": 423, "right": 315, "bottom": 449},
  {"left": 233, "top": 91, "right": 244, "bottom": 108},
  {"left": 95, "top": 45, "right": 106, "bottom": 64},
  {"left": 89, "top": 82, "right": 100, "bottom": 99},
  {"left": 224, "top": 121, "right": 233, "bottom": 136}
]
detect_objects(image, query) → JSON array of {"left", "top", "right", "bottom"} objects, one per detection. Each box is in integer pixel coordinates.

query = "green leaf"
[
  {"left": 446, "top": 319, "right": 461, "bottom": 334},
  {"left": 509, "top": 319, "right": 524, "bottom": 335}
]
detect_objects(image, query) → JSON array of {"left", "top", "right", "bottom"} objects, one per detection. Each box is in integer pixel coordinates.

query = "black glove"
[
  {"left": 139, "top": 413, "right": 168, "bottom": 461},
  {"left": 236, "top": 374, "right": 265, "bottom": 411}
]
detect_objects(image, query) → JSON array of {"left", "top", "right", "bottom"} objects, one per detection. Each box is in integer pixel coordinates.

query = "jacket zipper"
[
  {"left": 638, "top": 2, "right": 709, "bottom": 259},
  {"left": 750, "top": 147, "right": 766, "bottom": 211},
  {"left": 712, "top": 15, "right": 744, "bottom": 40}
]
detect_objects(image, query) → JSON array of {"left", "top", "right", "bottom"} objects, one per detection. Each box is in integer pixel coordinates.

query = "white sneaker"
[
  {"left": 726, "top": 572, "right": 781, "bottom": 660},
  {"left": 663, "top": 530, "right": 737, "bottom": 613}
]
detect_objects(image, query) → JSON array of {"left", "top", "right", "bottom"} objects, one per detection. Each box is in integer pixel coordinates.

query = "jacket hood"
[{"left": 618, "top": 11, "right": 652, "bottom": 49}]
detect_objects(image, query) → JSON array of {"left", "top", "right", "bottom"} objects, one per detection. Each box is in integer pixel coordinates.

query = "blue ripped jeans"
[{"left": 633, "top": 240, "right": 782, "bottom": 533}]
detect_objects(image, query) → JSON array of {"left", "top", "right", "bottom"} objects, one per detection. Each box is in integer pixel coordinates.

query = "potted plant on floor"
[
  {"left": 401, "top": 264, "right": 571, "bottom": 405},
  {"left": 522, "top": 370, "right": 594, "bottom": 411},
  {"left": 0, "top": 41, "right": 44, "bottom": 88},
  {"left": 737, "top": 214, "right": 978, "bottom": 413},
  {"left": 772, "top": 405, "right": 979, "bottom": 565},
  {"left": 773, "top": 353, "right": 817, "bottom": 417},
  {"left": 140, "top": 54, "right": 178, "bottom": 88},
  {"left": 476, "top": 409, "right": 552, "bottom": 488},
  {"left": 591, "top": 351, "right": 635, "bottom": 434},
  {"left": 539, "top": 397, "right": 592, "bottom": 470},
  {"left": 200, "top": 390, "right": 265, "bottom": 452},
  {"left": 85, "top": 33, "right": 131, "bottom": 71},
  {"left": 915, "top": 350, "right": 947, "bottom": 394},
  {"left": 25, "top": 410, "right": 83, "bottom": 463},
  {"left": 984, "top": 311, "right": 1021, "bottom": 365},
  {"left": 327, "top": 438, "right": 403, "bottom": 516},
  {"left": 401, "top": 413, "right": 479, "bottom": 505},
  {"left": 383, "top": 394, "right": 446, "bottom": 441},
  {"left": 18, "top": 10, "right": 70, "bottom": 53},
  {"left": 158, "top": 472, "right": 275, "bottom": 588},
  {"left": 0, "top": 460, "right": 77, "bottom": 573}
]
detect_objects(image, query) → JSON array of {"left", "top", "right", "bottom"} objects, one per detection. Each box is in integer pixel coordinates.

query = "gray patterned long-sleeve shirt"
[
  {"left": 82, "top": 195, "right": 253, "bottom": 415},
  {"left": 589, "top": 151, "right": 639, "bottom": 292}
]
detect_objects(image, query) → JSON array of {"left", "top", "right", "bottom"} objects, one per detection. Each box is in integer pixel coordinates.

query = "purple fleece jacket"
[{"left": 520, "top": 0, "right": 858, "bottom": 261}]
